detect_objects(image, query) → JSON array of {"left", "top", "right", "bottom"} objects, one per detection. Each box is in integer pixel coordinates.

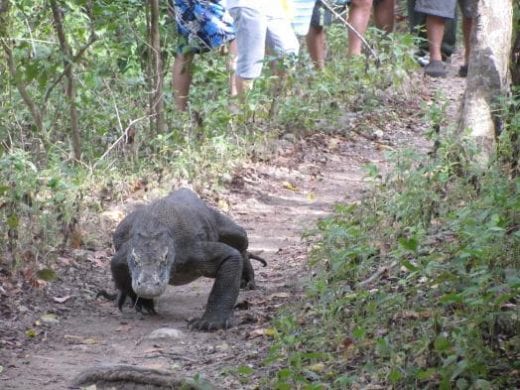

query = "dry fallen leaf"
[
  {"left": 267, "top": 292, "right": 291, "bottom": 300},
  {"left": 57, "top": 256, "right": 73, "bottom": 266},
  {"left": 282, "top": 181, "right": 298, "bottom": 192},
  {"left": 64, "top": 335, "right": 97, "bottom": 345},
  {"left": 115, "top": 324, "right": 132, "bottom": 332},
  {"left": 339, "top": 337, "right": 358, "bottom": 361},
  {"left": 306, "top": 192, "right": 316, "bottom": 202},
  {"left": 217, "top": 199, "right": 229, "bottom": 212},
  {"left": 40, "top": 313, "right": 59, "bottom": 324},
  {"left": 247, "top": 328, "right": 277, "bottom": 339},
  {"left": 87, "top": 255, "right": 105, "bottom": 268},
  {"left": 53, "top": 295, "right": 72, "bottom": 304},
  {"left": 306, "top": 362, "right": 325, "bottom": 373}
]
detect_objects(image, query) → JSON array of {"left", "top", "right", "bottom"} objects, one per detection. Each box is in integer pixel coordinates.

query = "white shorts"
[{"left": 229, "top": 7, "right": 299, "bottom": 79}]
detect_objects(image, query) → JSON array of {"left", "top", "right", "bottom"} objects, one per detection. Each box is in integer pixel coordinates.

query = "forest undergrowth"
[
  {"left": 264, "top": 96, "right": 520, "bottom": 388},
  {"left": 0, "top": 21, "right": 416, "bottom": 275}
]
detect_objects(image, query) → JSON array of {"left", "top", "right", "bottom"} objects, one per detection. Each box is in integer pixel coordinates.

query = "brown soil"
[{"left": 0, "top": 58, "right": 466, "bottom": 389}]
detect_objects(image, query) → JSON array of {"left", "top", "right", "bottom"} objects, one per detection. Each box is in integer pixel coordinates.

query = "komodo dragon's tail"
[{"left": 248, "top": 252, "right": 267, "bottom": 267}]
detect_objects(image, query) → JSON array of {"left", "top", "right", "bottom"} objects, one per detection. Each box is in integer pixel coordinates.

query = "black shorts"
[{"left": 310, "top": 1, "right": 346, "bottom": 28}]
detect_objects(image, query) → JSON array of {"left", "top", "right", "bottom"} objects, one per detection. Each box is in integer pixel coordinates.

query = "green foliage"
[
  {"left": 266, "top": 98, "right": 520, "bottom": 388},
  {"left": 1, "top": 5, "right": 418, "bottom": 269},
  {"left": 0, "top": 149, "right": 82, "bottom": 265}
]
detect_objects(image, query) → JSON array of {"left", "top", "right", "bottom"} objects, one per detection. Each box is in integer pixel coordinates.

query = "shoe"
[
  {"left": 424, "top": 60, "right": 447, "bottom": 78},
  {"left": 417, "top": 53, "right": 430, "bottom": 67},
  {"left": 414, "top": 50, "right": 429, "bottom": 67},
  {"left": 458, "top": 64, "right": 468, "bottom": 77}
]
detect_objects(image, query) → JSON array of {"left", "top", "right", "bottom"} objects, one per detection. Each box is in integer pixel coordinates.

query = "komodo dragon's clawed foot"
[
  {"left": 132, "top": 297, "right": 157, "bottom": 315},
  {"left": 240, "top": 279, "right": 257, "bottom": 290},
  {"left": 113, "top": 291, "right": 157, "bottom": 315},
  {"left": 187, "top": 315, "right": 233, "bottom": 331}
]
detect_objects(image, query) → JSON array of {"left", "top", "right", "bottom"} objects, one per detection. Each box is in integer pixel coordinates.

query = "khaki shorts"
[
  {"left": 229, "top": 7, "right": 299, "bottom": 79},
  {"left": 415, "top": 0, "right": 476, "bottom": 19}
]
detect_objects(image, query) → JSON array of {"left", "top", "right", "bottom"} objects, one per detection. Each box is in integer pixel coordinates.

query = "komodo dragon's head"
[{"left": 128, "top": 216, "right": 175, "bottom": 298}]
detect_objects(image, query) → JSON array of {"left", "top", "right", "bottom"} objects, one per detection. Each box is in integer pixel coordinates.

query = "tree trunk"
[
  {"left": 50, "top": 0, "right": 82, "bottom": 161},
  {"left": 512, "top": 29, "right": 520, "bottom": 87},
  {"left": 460, "top": 0, "right": 513, "bottom": 165},
  {"left": 149, "top": 0, "right": 165, "bottom": 133}
]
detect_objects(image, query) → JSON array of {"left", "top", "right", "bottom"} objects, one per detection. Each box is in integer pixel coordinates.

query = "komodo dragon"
[{"left": 109, "top": 188, "right": 265, "bottom": 331}]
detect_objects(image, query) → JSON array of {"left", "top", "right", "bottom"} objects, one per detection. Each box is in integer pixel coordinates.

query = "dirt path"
[{"left": 0, "top": 60, "right": 466, "bottom": 389}]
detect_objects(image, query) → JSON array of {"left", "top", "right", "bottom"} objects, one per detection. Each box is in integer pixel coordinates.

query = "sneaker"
[
  {"left": 458, "top": 64, "right": 468, "bottom": 77},
  {"left": 417, "top": 53, "right": 430, "bottom": 67},
  {"left": 424, "top": 60, "right": 447, "bottom": 78},
  {"left": 414, "top": 50, "right": 429, "bottom": 67}
]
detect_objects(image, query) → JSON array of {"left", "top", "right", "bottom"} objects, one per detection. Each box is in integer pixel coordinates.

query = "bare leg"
[
  {"left": 235, "top": 76, "right": 253, "bottom": 98},
  {"left": 348, "top": 0, "right": 373, "bottom": 56},
  {"left": 306, "top": 25, "right": 327, "bottom": 69},
  {"left": 373, "top": 0, "right": 395, "bottom": 33},
  {"left": 172, "top": 52, "right": 194, "bottom": 111},
  {"left": 426, "top": 15, "right": 445, "bottom": 62},
  {"left": 462, "top": 16, "right": 473, "bottom": 66},
  {"left": 227, "top": 40, "right": 238, "bottom": 97}
]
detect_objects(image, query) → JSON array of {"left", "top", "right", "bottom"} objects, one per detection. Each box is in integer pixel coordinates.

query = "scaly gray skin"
[{"left": 110, "top": 188, "right": 258, "bottom": 331}]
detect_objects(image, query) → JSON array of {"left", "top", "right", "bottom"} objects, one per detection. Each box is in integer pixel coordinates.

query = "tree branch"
[
  {"left": 50, "top": 0, "right": 82, "bottom": 161},
  {"left": 1, "top": 39, "right": 44, "bottom": 133},
  {"left": 43, "top": 32, "right": 97, "bottom": 104}
]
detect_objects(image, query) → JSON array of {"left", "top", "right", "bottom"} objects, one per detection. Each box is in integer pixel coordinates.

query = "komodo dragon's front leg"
[
  {"left": 212, "top": 210, "right": 257, "bottom": 290},
  {"left": 186, "top": 242, "right": 243, "bottom": 331}
]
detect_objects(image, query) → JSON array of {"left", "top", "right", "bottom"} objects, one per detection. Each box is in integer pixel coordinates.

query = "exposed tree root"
[{"left": 73, "top": 364, "right": 210, "bottom": 389}]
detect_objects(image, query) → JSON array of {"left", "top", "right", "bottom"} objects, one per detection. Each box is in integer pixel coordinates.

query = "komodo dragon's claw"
[
  {"left": 187, "top": 316, "right": 232, "bottom": 331},
  {"left": 248, "top": 252, "right": 267, "bottom": 267}
]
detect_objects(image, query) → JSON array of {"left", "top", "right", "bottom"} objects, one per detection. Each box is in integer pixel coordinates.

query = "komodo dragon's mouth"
[{"left": 132, "top": 273, "right": 168, "bottom": 298}]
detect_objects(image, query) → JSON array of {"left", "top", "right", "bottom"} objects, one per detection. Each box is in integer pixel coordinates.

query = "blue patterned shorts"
[{"left": 171, "top": 0, "right": 235, "bottom": 54}]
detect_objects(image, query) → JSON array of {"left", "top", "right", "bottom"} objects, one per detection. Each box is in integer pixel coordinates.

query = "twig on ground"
[{"left": 356, "top": 266, "right": 389, "bottom": 289}]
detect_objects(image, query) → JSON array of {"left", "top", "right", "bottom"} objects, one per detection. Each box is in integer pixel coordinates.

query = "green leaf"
[
  {"left": 352, "top": 327, "right": 365, "bottom": 339},
  {"left": 401, "top": 260, "right": 419, "bottom": 272},
  {"left": 440, "top": 292, "right": 463, "bottom": 304},
  {"left": 37, "top": 268, "right": 57, "bottom": 281},
  {"left": 277, "top": 368, "right": 292, "bottom": 380},
  {"left": 473, "top": 379, "right": 492, "bottom": 389},
  {"left": 24, "top": 63, "right": 39, "bottom": 82},
  {"left": 487, "top": 226, "right": 505, "bottom": 233},
  {"left": 47, "top": 177, "right": 61, "bottom": 189},
  {"left": 7, "top": 214, "right": 19, "bottom": 229},
  {"left": 455, "top": 378, "right": 469, "bottom": 389},
  {"left": 451, "top": 359, "right": 468, "bottom": 380},
  {"left": 416, "top": 368, "right": 437, "bottom": 380},
  {"left": 0, "top": 185, "right": 9, "bottom": 195},
  {"left": 399, "top": 237, "right": 418, "bottom": 251},
  {"left": 237, "top": 366, "right": 254, "bottom": 376},
  {"left": 433, "top": 336, "right": 451, "bottom": 352},
  {"left": 388, "top": 369, "right": 402, "bottom": 383}
]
